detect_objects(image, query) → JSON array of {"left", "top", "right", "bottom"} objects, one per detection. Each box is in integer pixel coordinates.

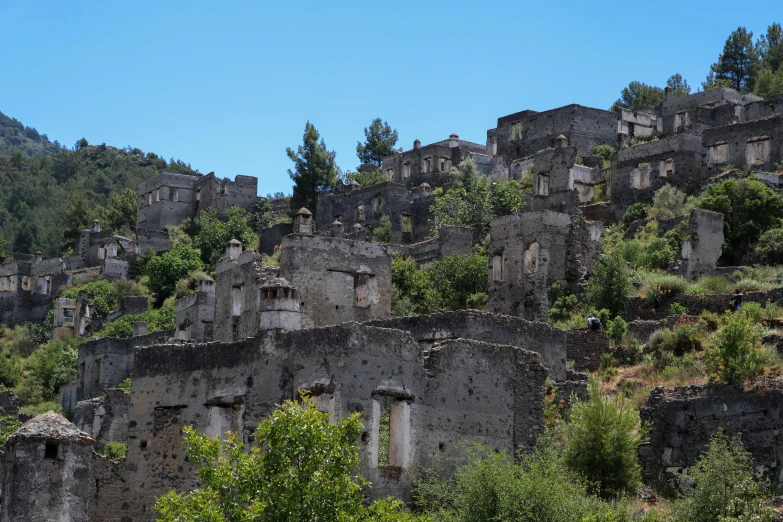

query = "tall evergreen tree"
[
  {"left": 287, "top": 122, "right": 337, "bottom": 213},
  {"left": 356, "top": 118, "right": 398, "bottom": 166},
  {"left": 704, "top": 27, "right": 760, "bottom": 93}
]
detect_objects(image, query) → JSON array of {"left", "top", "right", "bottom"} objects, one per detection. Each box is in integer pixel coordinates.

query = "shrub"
[
  {"left": 644, "top": 274, "right": 688, "bottom": 307},
  {"left": 648, "top": 184, "right": 693, "bottom": 220},
  {"left": 143, "top": 244, "right": 205, "bottom": 303},
  {"left": 672, "top": 430, "right": 777, "bottom": 522},
  {"left": 738, "top": 301, "right": 765, "bottom": 324},
  {"left": 586, "top": 254, "right": 632, "bottom": 318},
  {"left": 414, "top": 434, "right": 630, "bottom": 522},
  {"left": 621, "top": 202, "right": 649, "bottom": 226},
  {"left": 692, "top": 276, "right": 732, "bottom": 295},
  {"left": 706, "top": 312, "right": 763, "bottom": 385},
  {"left": 60, "top": 280, "right": 121, "bottom": 318},
  {"left": 424, "top": 252, "right": 489, "bottom": 311},
  {"left": 563, "top": 377, "right": 645, "bottom": 498},
  {"left": 116, "top": 377, "right": 132, "bottom": 392},
  {"left": 668, "top": 302, "right": 689, "bottom": 315},
  {"left": 699, "top": 310, "right": 723, "bottom": 330},
  {"left": 0, "top": 415, "right": 21, "bottom": 449},
  {"left": 193, "top": 206, "right": 256, "bottom": 266},
  {"left": 756, "top": 227, "right": 783, "bottom": 264},
  {"left": 98, "top": 442, "right": 127, "bottom": 459},
  {"left": 592, "top": 144, "right": 615, "bottom": 162},
  {"left": 371, "top": 215, "right": 391, "bottom": 243},
  {"left": 654, "top": 324, "right": 704, "bottom": 357},
  {"left": 606, "top": 316, "right": 627, "bottom": 346},
  {"left": 19, "top": 401, "right": 63, "bottom": 416},
  {"left": 391, "top": 255, "right": 440, "bottom": 315},
  {"left": 91, "top": 307, "right": 175, "bottom": 339}
]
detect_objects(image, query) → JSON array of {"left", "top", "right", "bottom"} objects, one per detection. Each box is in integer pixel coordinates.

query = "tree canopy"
[
  {"left": 704, "top": 27, "right": 759, "bottom": 93},
  {"left": 356, "top": 118, "right": 398, "bottom": 167},
  {"left": 610, "top": 74, "right": 691, "bottom": 111},
  {"left": 287, "top": 122, "right": 337, "bottom": 213}
]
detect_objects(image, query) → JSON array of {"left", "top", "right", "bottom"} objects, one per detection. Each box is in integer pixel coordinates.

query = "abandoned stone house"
[
  {"left": 136, "top": 171, "right": 259, "bottom": 232},
  {"left": 0, "top": 253, "right": 71, "bottom": 326},
  {"left": 380, "top": 134, "right": 489, "bottom": 188},
  {"left": 316, "top": 180, "right": 435, "bottom": 244},
  {"left": 487, "top": 210, "right": 603, "bottom": 322}
]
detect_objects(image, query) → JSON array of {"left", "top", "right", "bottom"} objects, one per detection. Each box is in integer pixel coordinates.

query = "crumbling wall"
[
  {"left": 639, "top": 381, "right": 783, "bottom": 489},
  {"left": 123, "top": 323, "right": 546, "bottom": 518},
  {"left": 77, "top": 329, "right": 173, "bottom": 402},
  {"left": 367, "top": 309, "right": 566, "bottom": 380},
  {"left": 136, "top": 172, "right": 199, "bottom": 231},
  {"left": 564, "top": 329, "right": 610, "bottom": 372},
  {"left": 74, "top": 389, "right": 130, "bottom": 447},
  {"left": 703, "top": 114, "right": 783, "bottom": 173},
  {"left": 624, "top": 287, "right": 783, "bottom": 321},
  {"left": 89, "top": 456, "right": 129, "bottom": 522},
  {"left": 680, "top": 209, "right": 724, "bottom": 279},
  {"left": 194, "top": 173, "right": 258, "bottom": 218},
  {"left": 381, "top": 136, "right": 487, "bottom": 189},
  {"left": 279, "top": 235, "right": 391, "bottom": 327},
  {"left": 386, "top": 226, "right": 473, "bottom": 266},
  {"left": 259, "top": 221, "right": 293, "bottom": 255},
  {"left": 175, "top": 288, "right": 215, "bottom": 342},
  {"left": 214, "top": 250, "right": 264, "bottom": 342}
]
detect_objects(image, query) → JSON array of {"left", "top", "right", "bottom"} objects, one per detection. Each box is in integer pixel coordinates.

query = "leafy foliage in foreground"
[{"left": 153, "top": 399, "right": 421, "bottom": 521}]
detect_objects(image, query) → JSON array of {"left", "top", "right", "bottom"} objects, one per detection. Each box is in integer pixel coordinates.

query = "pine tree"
[
  {"left": 287, "top": 122, "right": 337, "bottom": 213},
  {"left": 704, "top": 27, "right": 760, "bottom": 93},
  {"left": 356, "top": 118, "right": 398, "bottom": 166}
]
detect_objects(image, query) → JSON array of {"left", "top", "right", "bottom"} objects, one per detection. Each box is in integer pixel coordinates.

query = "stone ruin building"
[{"left": 4, "top": 85, "right": 783, "bottom": 520}]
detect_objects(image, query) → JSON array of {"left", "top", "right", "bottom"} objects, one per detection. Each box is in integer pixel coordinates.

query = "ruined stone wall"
[
  {"left": 194, "top": 173, "right": 259, "bottom": 218},
  {"left": 386, "top": 226, "right": 473, "bottom": 266},
  {"left": 703, "top": 114, "right": 783, "bottom": 173},
  {"left": 77, "top": 330, "right": 174, "bottom": 402},
  {"left": 611, "top": 134, "right": 704, "bottom": 219},
  {"left": 366, "top": 310, "right": 567, "bottom": 380},
  {"left": 135, "top": 227, "right": 171, "bottom": 254},
  {"left": 488, "top": 211, "right": 601, "bottom": 321},
  {"left": 175, "top": 290, "right": 215, "bottom": 342},
  {"left": 214, "top": 250, "right": 264, "bottom": 343},
  {"left": 74, "top": 389, "right": 130, "bottom": 448},
  {"left": 624, "top": 287, "right": 783, "bottom": 321},
  {"left": 279, "top": 235, "right": 391, "bottom": 327},
  {"left": 681, "top": 209, "right": 724, "bottom": 279},
  {"left": 639, "top": 381, "right": 783, "bottom": 489},
  {"left": 136, "top": 172, "right": 199, "bottom": 231},
  {"left": 381, "top": 138, "right": 487, "bottom": 189},
  {"left": 259, "top": 221, "right": 293, "bottom": 255},
  {"left": 123, "top": 323, "right": 546, "bottom": 518},
  {"left": 89, "top": 457, "right": 129, "bottom": 522},
  {"left": 0, "top": 258, "right": 70, "bottom": 327},
  {"left": 493, "top": 105, "right": 617, "bottom": 163},
  {"left": 315, "top": 182, "right": 433, "bottom": 244},
  {"left": 564, "top": 329, "right": 610, "bottom": 372}
]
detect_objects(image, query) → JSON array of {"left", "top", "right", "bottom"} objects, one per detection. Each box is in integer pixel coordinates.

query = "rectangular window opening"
[
  {"left": 44, "top": 442, "right": 59, "bottom": 460},
  {"left": 232, "top": 286, "right": 243, "bottom": 317}
]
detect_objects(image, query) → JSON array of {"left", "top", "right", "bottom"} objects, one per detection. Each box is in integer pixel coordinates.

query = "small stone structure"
[
  {"left": 0, "top": 254, "right": 71, "bottom": 327},
  {"left": 0, "top": 412, "right": 95, "bottom": 522},
  {"left": 703, "top": 114, "right": 783, "bottom": 173},
  {"left": 386, "top": 226, "right": 473, "bottom": 266},
  {"left": 680, "top": 208, "right": 724, "bottom": 279},
  {"left": 73, "top": 389, "right": 130, "bottom": 449}
]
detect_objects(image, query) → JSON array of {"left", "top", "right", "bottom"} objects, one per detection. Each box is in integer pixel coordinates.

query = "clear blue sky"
[{"left": 1, "top": 1, "right": 780, "bottom": 196}]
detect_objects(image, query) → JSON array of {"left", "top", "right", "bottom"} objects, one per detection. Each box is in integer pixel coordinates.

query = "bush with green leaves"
[
  {"left": 391, "top": 255, "right": 440, "bottom": 316},
  {"left": 143, "top": 244, "right": 204, "bottom": 303},
  {"left": 756, "top": 227, "right": 783, "bottom": 264},
  {"left": 372, "top": 215, "right": 391, "bottom": 243},
  {"left": 606, "top": 316, "right": 628, "bottom": 346},
  {"left": 592, "top": 144, "right": 615, "bottom": 163},
  {"left": 59, "top": 279, "right": 146, "bottom": 319},
  {"left": 668, "top": 302, "right": 689, "bottom": 315},
  {"left": 621, "top": 202, "right": 650, "bottom": 226},
  {"left": 648, "top": 184, "right": 694, "bottom": 221},
  {"left": 706, "top": 312, "right": 763, "bottom": 385},
  {"left": 193, "top": 206, "right": 257, "bottom": 266},
  {"left": 0, "top": 415, "right": 21, "bottom": 449},
  {"left": 648, "top": 323, "right": 704, "bottom": 357},
  {"left": 672, "top": 430, "right": 777, "bottom": 522},
  {"left": 697, "top": 176, "right": 783, "bottom": 264},
  {"left": 563, "top": 377, "right": 645, "bottom": 498},
  {"left": 414, "top": 434, "right": 632, "bottom": 522},
  {"left": 91, "top": 306, "right": 174, "bottom": 339},
  {"left": 585, "top": 254, "right": 632, "bottom": 318},
  {"left": 153, "top": 399, "right": 420, "bottom": 522},
  {"left": 98, "top": 441, "right": 127, "bottom": 459}
]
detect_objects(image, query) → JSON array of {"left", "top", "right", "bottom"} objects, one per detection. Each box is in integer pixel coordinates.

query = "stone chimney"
[
  {"left": 413, "top": 139, "right": 421, "bottom": 150},
  {"left": 555, "top": 134, "right": 568, "bottom": 148},
  {"left": 449, "top": 133, "right": 460, "bottom": 148},
  {"left": 198, "top": 276, "right": 215, "bottom": 294},
  {"left": 259, "top": 277, "right": 301, "bottom": 331},
  {"left": 133, "top": 321, "right": 148, "bottom": 337},
  {"left": 348, "top": 179, "right": 361, "bottom": 193},
  {"left": 293, "top": 208, "right": 313, "bottom": 235},
  {"left": 330, "top": 219, "right": 344, "bottom": 238},
  {"left": 665, "top": 85, "right": 672, "bottom": 100},
  {"left": 226, "top": 239, "right": 242, "bottom": 260},
  {"left": 91, "top": 219, "right": 101, "bottom": 232},
  {"left": 32, "top": 251, "right": 42, "bottom": 263}
]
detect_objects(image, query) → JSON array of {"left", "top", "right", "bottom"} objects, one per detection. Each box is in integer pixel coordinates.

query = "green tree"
[
  {"left": 144, "top": 244, "right": 204, "bottom": 303},
  {"left": 193, "top": 207, "right": 256, "bottom": 266},
  {"left": 431, "top": 159, "right": 524, "bottom": 244},
  {"left": 0, "top": 236, "right": 9, "bottom": 262},
  {"left": 648, "top": 183, "right": 694, "bottom": 220},
  {"left": 60, "top": 193, "right": 105, "bottom": 253},
  {"left": 673, "top": 430, "right": 777, "bottom": 522},
  {"left": 356, "top": 118, "right": 399, "bottom": 167},
  {"left": 706, "top": 311, "right": 763, "bottom": 385},
  {"left": 564, "top": 377, "right": 645, "bottom": 498},
  {"left": 585, "top": 254, "right": 632, "bottom": 318},
  {"left": 287, "top": 122, "right": 337, "bottom": 213},
  {"left": 105, "top": 188, "right": 137, "bottom": 233},
  {"left": 153, "top": 399, "right": 418, "bottom": 522},
  {"left": 757, "top": 22, "right": 783, "bottom": 72},
  {"left": 757, "top": 227, "right": 783, "bottom": 264},
  {"left": 697, "top": 176, "right": 783, "bottom": 264},
  {"left": 342, "top": 168, "right": 387, "bottom": 188},
  {"left": 667, "top": 73, "right": 692, "bottom": 98},
  {"left": 391, "top": 255, "right": 440, "bottom": 315},
  {"left": 704, "top": 27, "right": 760, "bottom": 93},
  {"left": 754, "top": 66, "right": 783, "bottom": 97},
  {"left": 425, "top": 253, "right": 489, "bottom": 311}
]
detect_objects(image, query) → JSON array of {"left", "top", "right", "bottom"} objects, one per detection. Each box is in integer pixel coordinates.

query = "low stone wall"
[
  {"left": 627, "top": 315, "right": 700, "bottom": 342},
  {"left": 259, "top": 222, "right": 293, "bottom": 255},
  {"left": 624, "top": 287, "right": 783, "bottom": 321},
  {"left": 88, "top": 456, "right": 129, "bottom": 522},
  {"left": 639, "top": 380, "right": 783, "bottom": 489},
  {"left": 565, "top": 329, "right": 610, "bottom": 372}
]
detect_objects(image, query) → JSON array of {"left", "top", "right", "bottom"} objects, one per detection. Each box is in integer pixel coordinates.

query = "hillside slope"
[{"left": 0, "top": 110, "right": 64, "bottom": 157}]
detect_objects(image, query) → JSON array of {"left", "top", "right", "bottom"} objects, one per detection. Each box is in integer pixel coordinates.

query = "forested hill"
[
  {"left": 0, "top": 110, "right": 64, "bottom": 157},
  {"left": 0, "top": 139, "right": 200, "bottom": 258}
]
